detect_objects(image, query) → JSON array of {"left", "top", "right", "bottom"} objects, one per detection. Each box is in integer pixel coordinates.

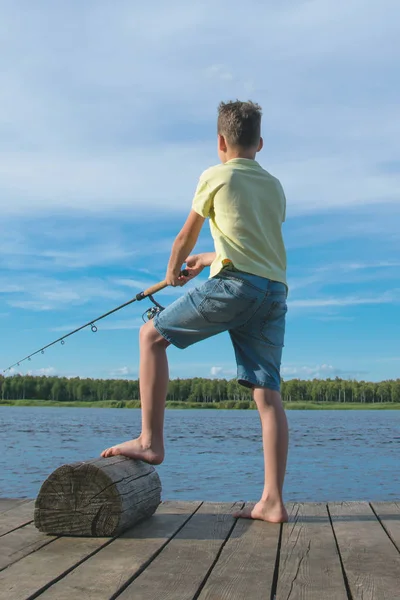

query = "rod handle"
[{"left": 136, "top": 270, "right": 189, "bottom": 301}]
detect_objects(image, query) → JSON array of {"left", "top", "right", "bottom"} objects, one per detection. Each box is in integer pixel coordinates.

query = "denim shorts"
[{"left": 153, "top": 268, "right": 288, "bottom": 391}]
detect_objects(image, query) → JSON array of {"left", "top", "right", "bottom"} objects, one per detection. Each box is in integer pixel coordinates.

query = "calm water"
[{"left": 0, "top": 407, "right": 399, "bottom": 501}]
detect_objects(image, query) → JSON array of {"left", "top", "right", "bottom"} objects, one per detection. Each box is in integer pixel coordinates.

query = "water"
[{"left": 0, "top": 407, "right": 399, "bottom": 501}]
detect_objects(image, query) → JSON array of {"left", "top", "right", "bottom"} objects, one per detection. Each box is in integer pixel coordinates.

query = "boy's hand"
[
  {"left": 184, "top": 254, "right": 205, "bottom": 278},
  {"left": 166, "top": 268, "right": 187, "bottom": 287}
]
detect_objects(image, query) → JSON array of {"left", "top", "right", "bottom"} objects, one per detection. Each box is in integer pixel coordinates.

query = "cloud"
[
  {"left": 0, "top": 2, "right": 399, "bottom": 384},
  {"left": 315, "top": 316, "right": 354, "bottom": 322},
  {"left": 28, "top": 367, "right": 57, "bottom": 377},
  {"left": 115, "top": 277, "right": 207, "bottom": 296},
  {"left": 336, "top": 261, "right": 400, "bottom": 271},
  {"left": 0, "top": 237, "right": 137, "bottom": 271},
  {"left": 281, "top": 364, "right": 368, "bottom": 379},
  {"left": 205, "top": 65, "right": 234, "bottom": 82},
  {"left": 289, "top": 290, "right": 399, "bottom": 309},
  {"left": 210, "top": 366, "right": 223, "bottom": 376},
  {"left": 0, "top": 283, "right": 24, "bottom": 293},
  {"left": 113, "top": 278, "right": 157, "bottom": 290},
  {"left": 5, "top": 366, "right": 56, "bottom": 377},
  {"left": 0, "top": 216, "right": 180, "bottom": 275},
  {"left": 210, "top": 366, "right": 236, "bottom": 377},
  {"left": 0, "top": 1, "right": 399, "bottom": 216},
  {"left": 286, "top": 203, "right": 400, "bottom": 250},
  {"left": 51, "top": 318, "right": 143, "bottom": 332},
  {"left": 109, "top": 366, "right": 137, "bottom": 377},
  {"left": 282, "top": 364, "right": 337, "bottom": 378},
  {"left": 36, "top": 246, "right": 136, "bottom": 270},
  {"left": 0, "top": 274, "right": 124, "bottom": 311},
  {"left": 313, "top": 261, "right": 400, "bottom": 275},
  {"left": 288, "top": 260, "right": 400, "bottom": 302}
]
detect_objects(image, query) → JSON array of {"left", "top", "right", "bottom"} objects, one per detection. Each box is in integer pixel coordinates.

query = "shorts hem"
[
  {"left": 153, "top": 319, "right": 186, "bottom": 350},
  {"left": 238, "top": 376, "right": 281, "bottom": 392}
]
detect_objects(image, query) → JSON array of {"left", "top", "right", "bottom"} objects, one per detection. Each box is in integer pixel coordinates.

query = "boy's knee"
[
  {"left": 252, "top": 386, "right": 282, "bottom": 406},
  {"left": 140, "top": 321, "right": 169, "bottom": 347}
]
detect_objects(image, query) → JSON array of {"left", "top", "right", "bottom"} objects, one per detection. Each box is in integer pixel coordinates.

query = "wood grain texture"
[
  {"left": 1, "top": 500, "right": 399, "bottom": 599},
  {"left": 329, "top": 501, "right": 400, "bottom": 600},
  {"left": 0, "top": 523, "right": 57, "bottom": 571},
  {"left": 117, "top": 502, "right": 242, "bottom": 600},
  {"left": 276, "top": 503, "right": 347, "bottom": 600},
  {"left": 370, "top": 501, "right": 400, "bottom": 550},
  {"left": 34, "top": 456, "right": 161, "bottom": 536},
  {"left": 197, "top": 502, "right": 280, "bottom": 600},
  {"left": 0, "top": 499, "right": 29, "bottom": 514},
  {"left": 0, "top": 501, "right": 34, "bottom": 537},
  {"left": 37, "top": 501, "right": 201, "bottom": 600},
  {"left": 0, "top": 534, "right": 111, "bottom": 600}
]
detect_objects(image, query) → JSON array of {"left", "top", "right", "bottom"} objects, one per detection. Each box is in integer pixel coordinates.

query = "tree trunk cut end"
[{"left": 34, "top": 456, "right": 161, "bottom": 537}]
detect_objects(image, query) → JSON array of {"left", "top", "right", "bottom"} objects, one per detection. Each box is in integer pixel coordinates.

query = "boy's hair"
[{"left": 217, "top": 100, "right": 262, "bottom": 148}]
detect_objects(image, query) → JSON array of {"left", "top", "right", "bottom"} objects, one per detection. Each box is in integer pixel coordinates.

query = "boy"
[{"left": 102, "top": 100, "right": 289, "bottom": 523}]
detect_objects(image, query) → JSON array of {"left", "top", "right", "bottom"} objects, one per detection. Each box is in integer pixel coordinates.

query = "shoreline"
[{"left": 1, "top": 400, "right": 399, "bottom": 410}]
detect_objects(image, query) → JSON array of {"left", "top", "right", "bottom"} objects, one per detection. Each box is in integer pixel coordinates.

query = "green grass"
[
  {"left": 283, "top": 401, "right": 400, "bottom": 410},
  {"left": 1, "top": 399, "right": 399, "bottom": 409},
  {"left": 0, "top": 399, "right": 127, "bottom": 408}
]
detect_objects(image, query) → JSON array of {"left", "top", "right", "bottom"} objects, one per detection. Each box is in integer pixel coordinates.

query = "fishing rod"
[{"left": 3, "top": 271, "right": 189, "bottom": 374}]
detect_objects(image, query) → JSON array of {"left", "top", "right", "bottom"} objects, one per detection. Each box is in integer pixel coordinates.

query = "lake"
[{"left": 0, "top": 407, "right": 399, "bottom": 501}]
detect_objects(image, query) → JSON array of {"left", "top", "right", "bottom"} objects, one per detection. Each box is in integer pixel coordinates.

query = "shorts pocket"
[
  {"left": 261, "top": 299, "right": 287, "bottom": 347},
  {"left": 198, "top": 278, "right": 258, "bottom": 324}
]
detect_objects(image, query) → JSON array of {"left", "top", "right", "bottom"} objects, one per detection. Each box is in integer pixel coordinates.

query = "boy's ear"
[
  {"left": 257, "top": 137, "right": 264, "bottom": 152},
  {"left": 218, "top": 134, "right": 228, "bottom": 152}
]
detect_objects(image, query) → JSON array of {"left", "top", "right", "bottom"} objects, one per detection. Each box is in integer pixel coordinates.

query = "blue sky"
[{"left": 1, "top": 0, "right": 399, "bottom": 382}]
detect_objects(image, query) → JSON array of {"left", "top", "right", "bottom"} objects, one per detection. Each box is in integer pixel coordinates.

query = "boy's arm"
[
  {"left": 184, "top": 251, "right": 215, "bottom": 279},
  {"left": 166, "top": 210, "right": 206, "bottom": 286},
  {"left": 198, "top": 252, "right": 216, "bottom": 266}
]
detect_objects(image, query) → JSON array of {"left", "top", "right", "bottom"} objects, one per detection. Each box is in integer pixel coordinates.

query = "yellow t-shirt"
[{"left": 192, "top": 158, "right": 287, "bottom": 286}]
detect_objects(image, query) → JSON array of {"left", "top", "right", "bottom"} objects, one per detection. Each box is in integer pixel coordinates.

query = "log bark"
[{"left": 34, "top": 456, "right": 161, "bottom": 537}]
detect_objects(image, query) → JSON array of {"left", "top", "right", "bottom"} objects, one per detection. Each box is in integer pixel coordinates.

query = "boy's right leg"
[
  {"left": 101, "top": 276, "right": 249, "bottom": 462},
  {"left": 234, "top": 387, "right": 289, "bottom": 523},
  {"left": 101, "top": 320, "right": 168, "bottom": 464}
]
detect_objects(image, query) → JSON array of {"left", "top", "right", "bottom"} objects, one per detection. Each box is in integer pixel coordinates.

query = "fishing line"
[{"left": 3, "top": 271, "right": 188, "bottom": 373}]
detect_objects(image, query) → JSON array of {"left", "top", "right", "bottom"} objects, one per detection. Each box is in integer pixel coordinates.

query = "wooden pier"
[{"left": 0, "top": 498, "right": 399, "bottom": 599}]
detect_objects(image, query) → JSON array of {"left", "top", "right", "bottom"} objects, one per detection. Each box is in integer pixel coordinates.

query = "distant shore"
[{"left": 1, "top": 399, "right": 399, "bottom": 410}]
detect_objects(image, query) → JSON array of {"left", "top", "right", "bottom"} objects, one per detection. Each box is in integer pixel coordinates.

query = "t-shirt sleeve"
[
  {"left": 279, "top": 183, "right": 287, "bottom": 223},
  {"left": 192, "top": 178, "right": 213, "bottom": 218}
]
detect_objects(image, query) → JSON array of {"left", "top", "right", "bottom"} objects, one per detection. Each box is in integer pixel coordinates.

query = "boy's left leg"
[
  {"left": 101, "top": 320, "right": 169, "bottom": 463},
  {"left": 233, "top": 386, "right": 288, "bottom": 523}
]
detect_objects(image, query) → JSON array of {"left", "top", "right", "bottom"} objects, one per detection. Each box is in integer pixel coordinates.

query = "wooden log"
[{"left": 34, "top": 456, "right": 161, "bottom": 537}]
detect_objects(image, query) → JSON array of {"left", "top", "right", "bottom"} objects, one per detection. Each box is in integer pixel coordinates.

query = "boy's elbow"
[{"left": 175, "top": 232, "right": 196, "bottom": 247}]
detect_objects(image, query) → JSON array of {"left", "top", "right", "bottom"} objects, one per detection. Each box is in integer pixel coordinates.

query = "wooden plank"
[
  {"left": 0, "top": 532, "right": 112, "bottom": 600},
  {"left": 0, "top": 501, "right": 34, "bottom": 536},
  {"left": 0, "top": 523, "right": 57, "bottom": 571},
  {"left": 197, "top": 502, "right": 280, "bottom": 600},
  {"left": 117, "top": 502, "right": 242, "bottom": 600},
  {"left": 276, "top": 503, "right": 348, "bottom": 600},
  {"left": 370, "top": 501, "right": 400, "bottom": 550},
  {"left": 0, "top": 499, "right": 29, "bottom": 514},
  {"left": 36, "top": 501, "right": 201, "bottom": 600},
  {"left": 329, "top": 501, "right": 400, "bottom": 600}
]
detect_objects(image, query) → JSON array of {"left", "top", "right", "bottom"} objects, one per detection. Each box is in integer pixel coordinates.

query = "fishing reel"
[{"left": 142, "top": 295, "right": 165, "bottom": 323}]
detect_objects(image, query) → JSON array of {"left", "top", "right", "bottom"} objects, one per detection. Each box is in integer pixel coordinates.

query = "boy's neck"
[{"left": 222, "top": 149, "right": 257, "bottom": 163}]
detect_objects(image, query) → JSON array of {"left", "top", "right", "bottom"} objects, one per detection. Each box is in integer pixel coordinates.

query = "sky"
[{"left": 0, "top": 0, "right": 399, "bottom": 383}]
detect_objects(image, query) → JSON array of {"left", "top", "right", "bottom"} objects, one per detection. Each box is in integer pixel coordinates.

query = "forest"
[{"left": 0, "top": 374, "right": 399, "bottom": 405}]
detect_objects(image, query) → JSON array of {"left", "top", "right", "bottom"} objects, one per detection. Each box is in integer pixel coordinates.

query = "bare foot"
[
  {"left": 233, "top": 499, "right": 288, "bottom": 523},
  {"left": 101, "top": 437, "right": 164, "bottom": 465}
]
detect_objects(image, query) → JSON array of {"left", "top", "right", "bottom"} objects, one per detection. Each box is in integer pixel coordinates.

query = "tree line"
[{"left": 0, "top": 374, "right": 399, "bottom": 404}]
